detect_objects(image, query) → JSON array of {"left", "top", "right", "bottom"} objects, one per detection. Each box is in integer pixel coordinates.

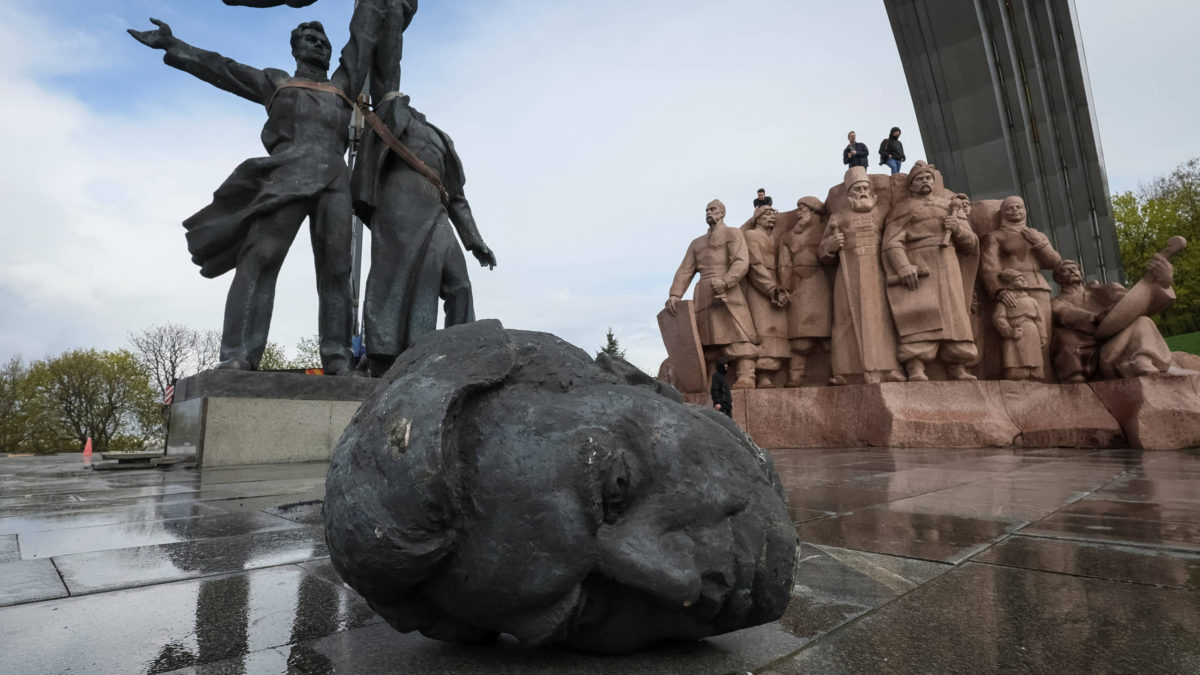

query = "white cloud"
[{"left": 1, "top": 0, "right": 1198, "bottom": 371}]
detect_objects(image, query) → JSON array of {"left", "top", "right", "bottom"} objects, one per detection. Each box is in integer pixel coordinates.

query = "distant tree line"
[
  {"left": 1114, "top": 157, "right": 1200, "bottom": 336},
  {"left": 0, "top": 325, "right": 321, "bottom": 455}
]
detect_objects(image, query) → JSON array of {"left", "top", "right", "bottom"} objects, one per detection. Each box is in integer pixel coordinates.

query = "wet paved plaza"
[{"left": 1, "top": 448, "right": 1199, "bottom": 674}]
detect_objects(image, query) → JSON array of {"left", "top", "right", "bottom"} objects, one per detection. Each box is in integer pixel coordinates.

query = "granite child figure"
[{"left": 992, "top": 269, "right": 1047, "bottom": 380}]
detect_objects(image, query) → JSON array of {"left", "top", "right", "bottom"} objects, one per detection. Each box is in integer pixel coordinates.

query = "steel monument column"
[{"left": 883, "top": 0, "right": 1121, "bottom": 283}]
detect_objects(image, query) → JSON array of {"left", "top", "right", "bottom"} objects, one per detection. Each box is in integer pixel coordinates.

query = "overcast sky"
[{"left": 1, "top": 0, "right": 1198, "bottom": 373}]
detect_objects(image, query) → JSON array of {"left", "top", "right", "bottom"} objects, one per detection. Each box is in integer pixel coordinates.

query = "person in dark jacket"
[
  {"left": 753, "top": 188, "right": 773, "bottom": 208},
  {"left": 843, "top": 131, "right": 869, "bottom": 169},
  {"left": 879, "top": 127, "right": 905, "bottom": 175},
  {"left": 711, "top": 356, "right": 733, "bottom": 417}
]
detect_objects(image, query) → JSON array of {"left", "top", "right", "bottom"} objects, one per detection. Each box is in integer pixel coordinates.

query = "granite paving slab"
[
  {"left": 262, "top": 500, "right": 324, "bottom": 526},
  {"left": 841, "top": 467, "right": 998, "bottom": 493},
  {"left": 1, "top": 479, "right": 327, "bottom": 518},
  {"left": 0, "top": 501, "right": 223, "bottom": 536},
  {"left": 194, "top": 461, "right": 330, "bottom": 485},
  {"left": 764, "top": 562, "right": 1200, "bottom": 674},
  {"left": 0, "top": 534, "right": 17, "bottom": 563},
  {"left": 0, "top": 564, "right": 378, "bottom": 674},
  {"left": 18, "top": 511, "right": 306, "bottom": 559},
  {"left": 796, "top": 507, "right": 1020, "bottom": 564},
  {"left": 780, "top": 484, "right": 898, "bottom": 514},
  {"left": 974, "top": 535, "right": 1200, "bottom": 588},
  {"left": 250, "top": 620, "right": 805, "bottom": 675},
  {"left": 781, "top": 544, "right": 950, "bottom": 643},
  {"left": 200, "top": 489, "right": 326, "bottom": 515},
  {"left": 1019, "top": 512, "right": 1200, "bottom": 550},
  {"left": 54, "top": 526, "right": 328, "bottom": 595},
  {"left": 1092, "top": 477, "right": 1200, "bottom": 503},
  {"left": 0, "top": 558, "right": 69, "bottom": 607},
  {"left": 68, "top": 484, "right": 200, "bottom": 502},
  {"left": 879, "top": 491, "right": 1057, "bottom": 523},
  {"left": 1058, "top": 497, "right": 1200, "bottom": 523},
  {"left": 157, "top": 648, "right": 291, "bottom": 675}
]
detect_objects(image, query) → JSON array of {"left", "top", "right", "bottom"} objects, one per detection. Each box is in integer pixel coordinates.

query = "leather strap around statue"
[{"left": 266, "top": 81, "right": 451, "bottom": 206}]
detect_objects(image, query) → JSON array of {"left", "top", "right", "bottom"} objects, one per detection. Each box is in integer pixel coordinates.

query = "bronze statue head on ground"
[{"left": 324, "top": 320, "right": 798, "bottom": 653}]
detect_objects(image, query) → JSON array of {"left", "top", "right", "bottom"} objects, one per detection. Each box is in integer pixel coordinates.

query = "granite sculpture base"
[
  {"left": 166, "top": 370, "right": 378, "bottom": 468},
  {"left": 684, "top": 374, "right": 1200, "bottom": 451}
]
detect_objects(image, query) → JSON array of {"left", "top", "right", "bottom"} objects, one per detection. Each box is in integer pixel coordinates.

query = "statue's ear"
[
  {"left": 327, "top": 320, "right": 516, "bottom": 608},
  {"left": 358, "top": 319, "right": 515, "bottom": 463}
]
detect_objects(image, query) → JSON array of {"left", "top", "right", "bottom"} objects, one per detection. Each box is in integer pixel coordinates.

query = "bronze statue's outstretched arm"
[{"left": 128, "top": 18, "right": 274, "bottom": 105}]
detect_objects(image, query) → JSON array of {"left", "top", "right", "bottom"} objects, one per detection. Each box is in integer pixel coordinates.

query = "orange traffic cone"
[{"left": 83, "top": 437, "right": 93, "bottom": 465}]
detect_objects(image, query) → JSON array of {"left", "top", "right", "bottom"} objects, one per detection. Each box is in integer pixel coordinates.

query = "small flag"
[{"left": 163, "top": 383, "right": 175, "bottom": 406}]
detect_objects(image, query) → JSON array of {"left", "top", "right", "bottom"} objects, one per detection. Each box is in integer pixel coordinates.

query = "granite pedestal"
[
  {"left": 166, "top": 370, "right": 378, "bottom": 468},
  {"left": 684, "top": 374, "right": 1200, "bottom": 451}
]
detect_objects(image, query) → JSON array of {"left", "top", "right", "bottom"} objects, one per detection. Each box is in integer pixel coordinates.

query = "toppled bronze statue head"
[{"left": 324, "top": 320, "right": 797, "bottom": 654}]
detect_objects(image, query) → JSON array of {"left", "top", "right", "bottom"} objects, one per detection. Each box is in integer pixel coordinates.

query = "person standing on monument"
[
  {"left": 741, "top": 206, "right": 790, "bottom": 388},
  {"left": 753, "top": 188, "right": 773, "bottom": 208},
  {"left": 777, "top": 196, "right": 832, "bottom": 387},
  {"left": 348, "top": 0, "right": 499, "bottom": 377},
  {"left": 667, "top": 200, "right": 758, "bottom": 390},
  {"left": 878, "top": 127, "right": 905, "bottom": 175},
  {"left": 820, "top": 168, "right": 904, "bottom": 384},
  {"left": 881, "top": 161, "right": 979, "bottom": 381},
  {"left": 843, "top": 131, "right": 869, "bottom": 169},
  {"left": 128, "top": 5, "right": 386, "bottom": 374}
]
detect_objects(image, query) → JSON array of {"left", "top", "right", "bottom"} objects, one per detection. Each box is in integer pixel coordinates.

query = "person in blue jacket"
[{"left": 843, "top": 130, "right": 869, "bottom": 169}]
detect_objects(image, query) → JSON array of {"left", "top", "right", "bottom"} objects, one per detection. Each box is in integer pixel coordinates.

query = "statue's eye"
[{"left": 601, "top": 454, "right": 631, "bottom": 525}]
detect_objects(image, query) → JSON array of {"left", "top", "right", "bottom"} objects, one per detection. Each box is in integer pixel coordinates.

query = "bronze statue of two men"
[{"left": 130, "top": 0, "right": 495, "bottom": 376}]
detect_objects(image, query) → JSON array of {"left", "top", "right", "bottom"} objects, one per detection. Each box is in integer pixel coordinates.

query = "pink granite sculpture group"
[{"left": 663, "top": 164, "right": 1189, "bottom": 390}]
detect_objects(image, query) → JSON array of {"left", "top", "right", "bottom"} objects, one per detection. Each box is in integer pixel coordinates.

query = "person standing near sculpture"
[
  {"left": 128, "top": 6, "right": 385, "bottom": 373},
  {"left": 881, "top": 161, "right": 979, "bottom": 381},
  {"left": 820, "top": 168, "right": 904, "bottom": 384},
  {"left": 843, "top": 131, "right": 869, "bottom": 169},
  {"left": 348, "top": 0, "right": 499, "bottom": 376},
  {"left": 777, "top": 197, "right": 831, "bottom": 387},
  {"left": 992, "top": 269, "right": 1047, "bottom": 380},
  {"left": 741, "top": 206, "right": 790, "bottom": 388},
  {"left": 711, "top": 357, "right": 733, "bottom": 417},
  {"left": 878, "top": 127, "right": 905, "bottom": 175},
  {"left": 667, "top": 200, "right": 758, "bottom": 390},
  {"left": 979, "top": 195, "right": 1062, "bottom": 378}
]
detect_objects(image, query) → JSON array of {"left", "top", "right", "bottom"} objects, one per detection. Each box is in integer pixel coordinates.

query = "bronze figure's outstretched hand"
[
  {"left": 472, "top": 244, "right": 497, "bottom": 270},
  {"left": 127, "top": 18, "right": 175, "bottom": 50}
]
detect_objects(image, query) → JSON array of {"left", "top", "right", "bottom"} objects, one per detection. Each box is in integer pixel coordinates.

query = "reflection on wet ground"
[{"left": 1, "top": 448, "right": 1199, "bottom": 673}]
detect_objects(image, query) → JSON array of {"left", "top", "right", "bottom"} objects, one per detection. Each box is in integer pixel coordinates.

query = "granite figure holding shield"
[{"left": 129, "top": 4, "right": 386, "bottom": 373}]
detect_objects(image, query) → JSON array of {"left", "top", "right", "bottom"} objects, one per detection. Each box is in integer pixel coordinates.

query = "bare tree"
[
  {"left": 129, "top": 324, "right": 224, "bottom": 398},
  {"left": 195, "top": 329, "right": 223, "bottom": 372}
]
